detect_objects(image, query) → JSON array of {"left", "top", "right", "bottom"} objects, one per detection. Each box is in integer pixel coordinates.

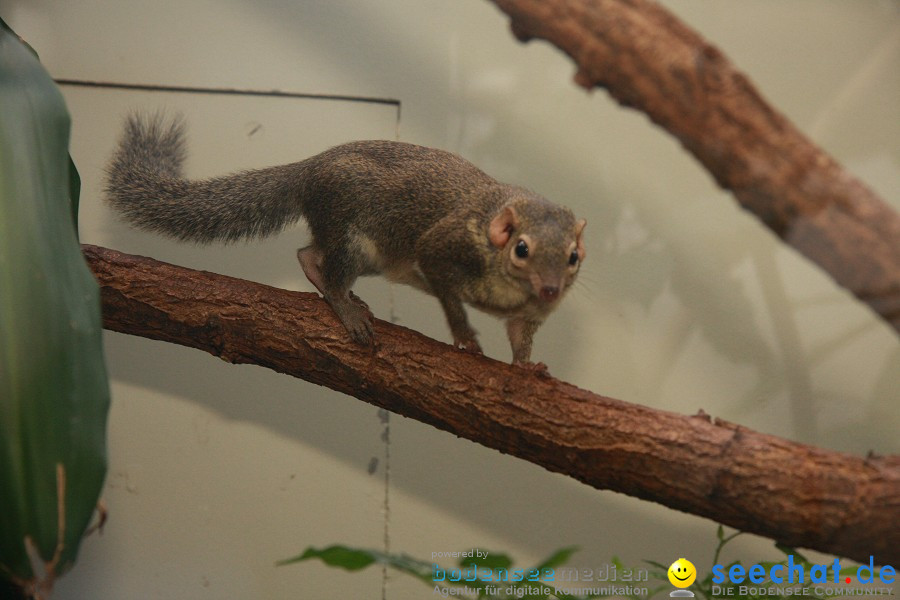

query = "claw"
[
  {"left": 328, "top": 295, "right": 376, "bottom": 347},
  {"left": 514, "top": 360, "right": 551, "bottom": 378},
  {"left": 454, "top": 337, "right": 483, "bottom": 355},
  {"left": 347, "top": 317, "right": 375, "bottom": 347}
]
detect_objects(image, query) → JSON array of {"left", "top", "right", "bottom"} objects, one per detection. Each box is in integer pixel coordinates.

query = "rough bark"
[
  {"left": 487, "top": 0, "right": 900, "bottom": 334},
  {"left": 83, "top": 244, "right": 899, "bottom": 565}
]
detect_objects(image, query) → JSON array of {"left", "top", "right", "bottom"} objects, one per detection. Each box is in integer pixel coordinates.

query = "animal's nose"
[{"left": 540, "top": 286, "right": 559, "bottom": 302}]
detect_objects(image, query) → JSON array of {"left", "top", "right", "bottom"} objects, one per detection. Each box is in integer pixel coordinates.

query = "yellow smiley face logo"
[{"left": 668, "top": 558, "right": 697, "bottom": 588}]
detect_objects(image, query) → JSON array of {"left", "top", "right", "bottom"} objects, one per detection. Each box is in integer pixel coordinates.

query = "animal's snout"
[{"left": 539, "top": 286, "right": 560, "bottom": 302}]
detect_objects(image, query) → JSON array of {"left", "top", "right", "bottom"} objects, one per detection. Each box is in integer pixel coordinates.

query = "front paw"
[
  {"left": 454, "top": 336, "right": 483, "bottom": 355},
  {"left": 514, "top": 360, "right": 550, "bottom": 377},
  {"left": 345, "top": 314, "right": 376, "bottom": 347},
  {"left": 331, "top": 300, "right": 376, "bottom": 347}
]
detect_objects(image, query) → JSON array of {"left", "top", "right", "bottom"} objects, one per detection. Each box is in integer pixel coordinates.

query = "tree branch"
[
  {"left": 487, "top": 0, "right": 900, "bottom": 334},
  {"left": 83, "top": 244, "right": 899, "bottom": 565}
]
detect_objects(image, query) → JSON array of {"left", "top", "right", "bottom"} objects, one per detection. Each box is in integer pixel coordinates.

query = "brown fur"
[{"left": 105, "top": 113, "right": 586, "bottom": 363}]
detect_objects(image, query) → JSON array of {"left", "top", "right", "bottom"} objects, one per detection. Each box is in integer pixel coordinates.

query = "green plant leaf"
[
  {"left": 533, "top": 546, "right": 579, "bottom": 572},
  {"left": 774, "top": 543, "right": 805, "bottom": 562},
  {"left": 278, "top": 545, "right": 377, "bottom": 571},
  {"left": 0, "top": 19, "right": 110, "bottom": 593},
  {"left": 279, "top": 545, "right": 442, "bottom": 585}
]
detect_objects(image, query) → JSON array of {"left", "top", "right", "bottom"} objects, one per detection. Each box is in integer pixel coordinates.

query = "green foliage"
[
  {"left": 0, "top": 17, "right": 110, "bottom": 597},
  {"left": 282, "top": 544, "right": 633, "bottom": 599},
  {"left": 283, "top": 526, "right": 887, "bottom": 599},
  {"left": 279, "top": 545, "right": 441, "bottom": 588}
]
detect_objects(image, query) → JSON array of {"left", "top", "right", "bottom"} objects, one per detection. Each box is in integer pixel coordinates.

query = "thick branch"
[
  {"left": 83, "top": 244, "right": 899, "bottom": 564},
  {"left": 487, "top": 0, "right": 900, "bottom": 334}
]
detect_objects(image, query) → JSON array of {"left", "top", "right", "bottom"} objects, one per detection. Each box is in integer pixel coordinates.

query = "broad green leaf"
[
  {"left": 533, "top": 546, "right": 579, "bottom": 572},
  {"left": 281, "top": 544, "right": 455, "bottom": 588},
  {"left": 0, "top": 18, "right": 110, "bottom": 593},
  {"left": 278, "top": 545, "right": 378, "bottom": 571}
]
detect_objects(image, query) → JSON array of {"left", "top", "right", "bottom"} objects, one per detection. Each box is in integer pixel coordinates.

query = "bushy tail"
[{"left": 105, "top": 113, "right": 307, "bottom": 243}]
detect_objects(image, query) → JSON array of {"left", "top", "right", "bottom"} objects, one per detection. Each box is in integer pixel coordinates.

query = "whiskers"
[{"left": 568, "top": 272, "right": 602, "bottom": 303}]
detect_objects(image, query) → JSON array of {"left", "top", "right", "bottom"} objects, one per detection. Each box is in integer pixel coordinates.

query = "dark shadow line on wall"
[{"left": 54, "top": 78, "right": 402, "bottom": 121}]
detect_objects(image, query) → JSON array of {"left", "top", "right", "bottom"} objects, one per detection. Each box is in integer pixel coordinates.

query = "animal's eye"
[
  {"left": 515, "top": 240, "right": 529, "bottom": 259},
  {"left": 568, "top": 249, "right": 579, "bottom": 266}
]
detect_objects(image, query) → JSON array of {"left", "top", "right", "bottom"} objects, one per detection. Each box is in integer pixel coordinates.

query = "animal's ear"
[
  {"left": 489, "top": 205, "right": 519, "bottom": 248},
  {"left": 575, "top": 218, "right": 587, "bottom": 258}
]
